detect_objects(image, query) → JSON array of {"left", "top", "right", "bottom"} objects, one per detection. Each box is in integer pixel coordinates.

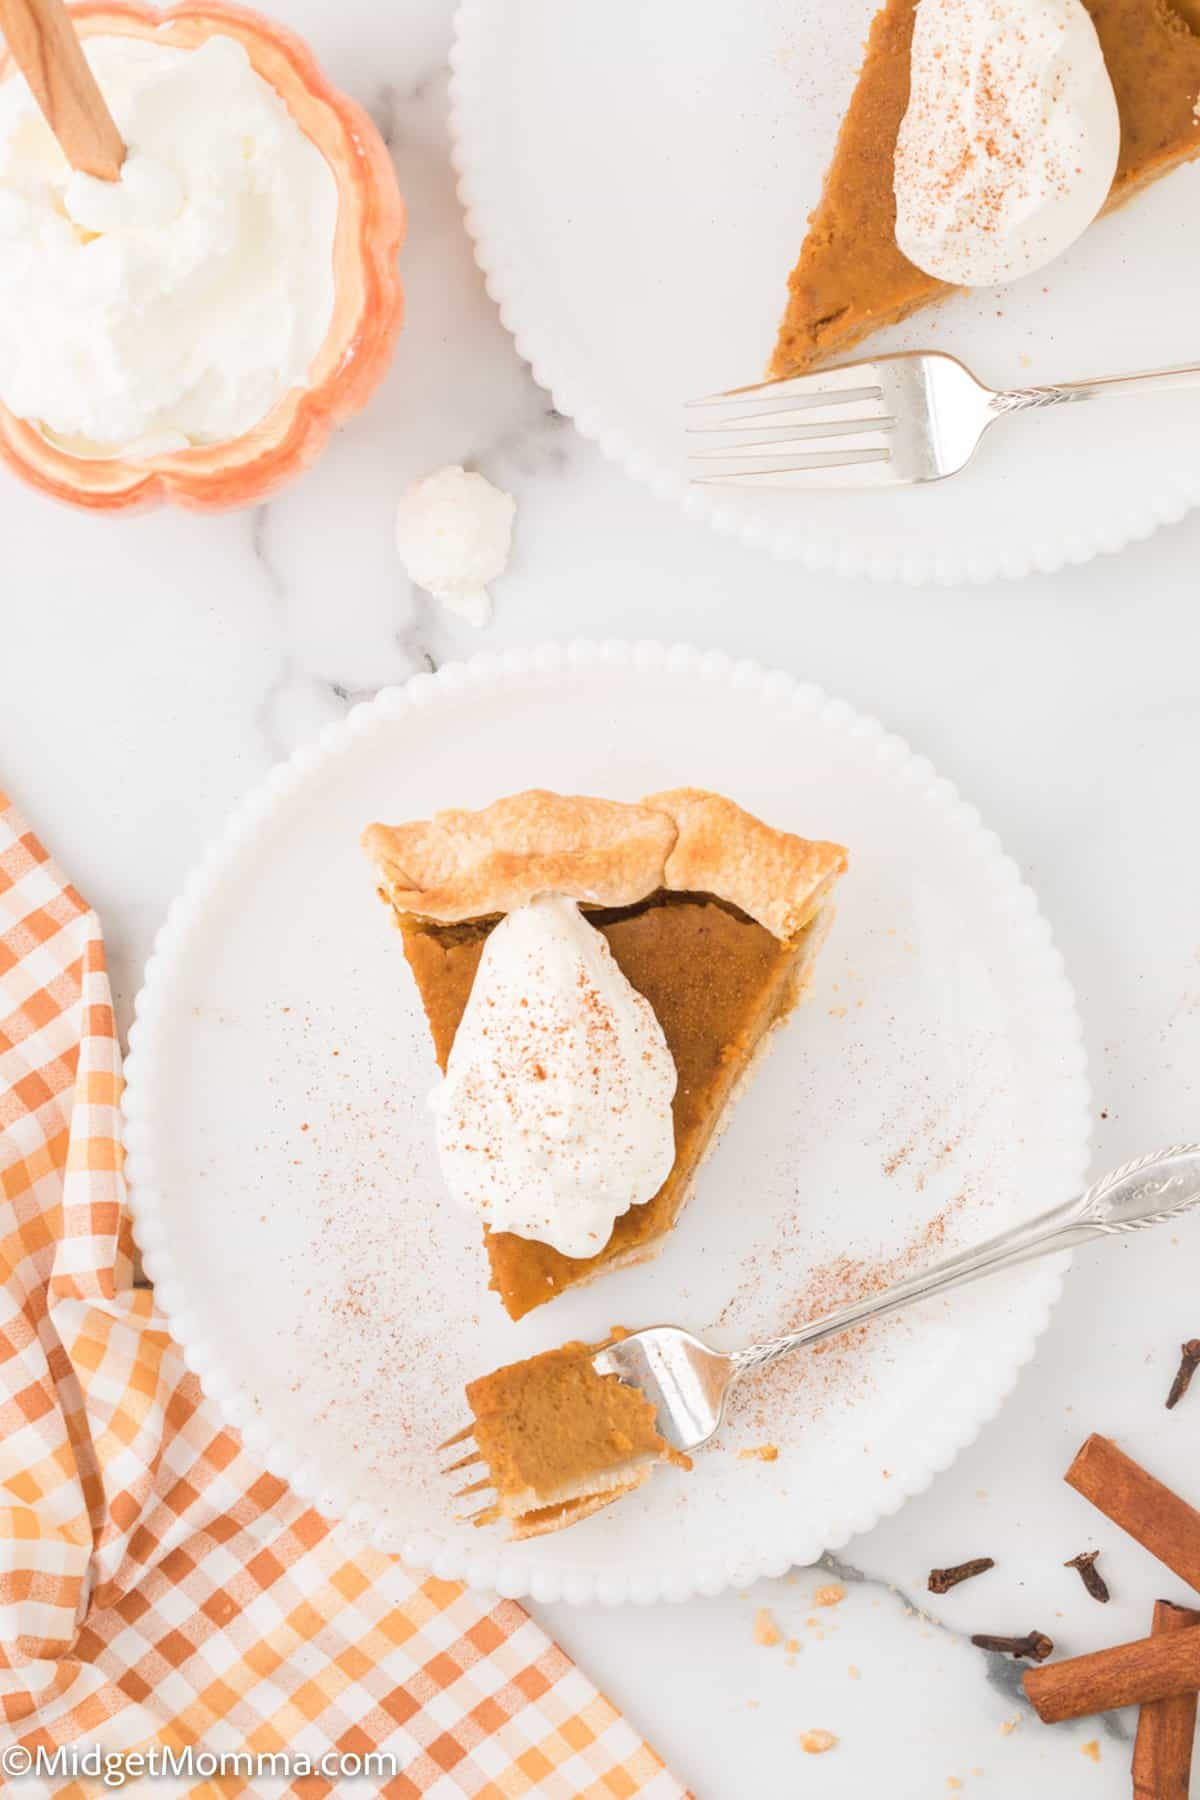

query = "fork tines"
[
  {"left": 686, "top": 360, "right": 896, "bottom": 487},
  {"left": 436, "top": 1423, "right": 496, "bottom": 1520}
]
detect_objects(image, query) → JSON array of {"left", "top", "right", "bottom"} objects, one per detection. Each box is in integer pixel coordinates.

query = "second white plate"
[
  {"left": 450, "top": 0, "right": 1200, "bottom": 585},
  {"left": 123, "top": 643, "right": 1089, "bottom": 1602}
]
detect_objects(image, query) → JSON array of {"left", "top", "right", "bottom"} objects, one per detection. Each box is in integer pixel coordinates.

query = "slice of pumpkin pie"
[
  {"left": 363, "top": 788, "right": 847, "bottom": 1319},
  {"left": 772, "top": 0, "right": 1200, "bottom": 376}
]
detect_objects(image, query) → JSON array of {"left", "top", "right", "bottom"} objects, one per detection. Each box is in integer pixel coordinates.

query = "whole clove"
[
  {"left": 1165, "top": 1340, "right": 1200, "bottom": 1411},
  {"left": 1065, "top": 1550, "right": 1110, "bottom": 1604},
  {"left": 972, "top": 1630, "right": 1054, "bottom": 1662},
  {"left": 928, "top": 1557, "right": 995, "bottom": 1595}
]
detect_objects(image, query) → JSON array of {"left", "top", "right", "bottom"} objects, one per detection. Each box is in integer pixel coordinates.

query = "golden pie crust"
[{"left": 363, "top": 787, "right": 846, "bottom": 943}]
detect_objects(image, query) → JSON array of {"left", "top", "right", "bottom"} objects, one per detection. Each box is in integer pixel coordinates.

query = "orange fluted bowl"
[{"left": 0, "top": 1, "right": 405, "bottom": 511}]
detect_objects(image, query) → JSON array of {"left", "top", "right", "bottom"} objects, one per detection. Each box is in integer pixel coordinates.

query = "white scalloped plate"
[
  {"left": 123, "top": 643, "right": 1090, "bottom": 1602},
  {"left": 448, "top": 0, "right": 1200, "bottom": 585}
]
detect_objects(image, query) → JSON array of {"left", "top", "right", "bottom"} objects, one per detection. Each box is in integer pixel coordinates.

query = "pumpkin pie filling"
[
  {"left": 772, "top": 0, "right": 1200, "bottom": 377},
  {"left": 463, "top": 1336, "right": 689, "bottom": 1537}
]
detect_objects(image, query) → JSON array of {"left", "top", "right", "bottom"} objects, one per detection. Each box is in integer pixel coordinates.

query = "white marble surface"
[{"left": 4, "top": 2, "right": 1200, "bottom": 1794}]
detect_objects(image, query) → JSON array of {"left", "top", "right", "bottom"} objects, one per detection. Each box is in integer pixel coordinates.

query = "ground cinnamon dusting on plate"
[{"left": 719, "top": 1186, "right": 971, "bottom": 1432}]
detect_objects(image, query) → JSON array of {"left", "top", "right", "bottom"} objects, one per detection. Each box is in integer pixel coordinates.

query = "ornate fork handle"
[
  {"left": 991, "top": 363, "right": 1200, "bottom": 419},
  {"left": 1077, "top": 1144, "right": 1200, "bottom": 1230},
  {"left": 730, "top": 1144, "right": 1200, "bottom": 1381}
]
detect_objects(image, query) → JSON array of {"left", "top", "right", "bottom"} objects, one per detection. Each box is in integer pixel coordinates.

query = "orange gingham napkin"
[{"left": 0, "top": 791, "right": 688, "bottom": 1799}]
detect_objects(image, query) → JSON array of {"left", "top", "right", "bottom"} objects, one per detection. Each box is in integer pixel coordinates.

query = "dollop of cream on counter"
[
  {"left": 395, "top": 465, "right": 515, "bottom": 627},
  {"left": 0, "top": 34, "right": 338, "bottom": 454},
  {"left": 429, "top": 894, "right": 677, "bottom": 1260},
  {"left": 893, "top": 0, "right": 1119, "bottom": 286}
]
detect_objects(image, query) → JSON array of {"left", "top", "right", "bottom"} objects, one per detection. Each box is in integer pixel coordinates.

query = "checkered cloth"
[{"left": 0, "top": 791, "right": 686, "bottom": 1799}]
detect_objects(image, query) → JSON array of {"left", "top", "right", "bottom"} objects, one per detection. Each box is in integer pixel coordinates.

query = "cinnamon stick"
[
  {"left": 1065, "top": 1435, "right": 1200, "bottom": 1592},
  {"left": 1024, "top": 1622, "right": 1200, "bottom": 1724},
  {"left": 0, "top": 0, "right": 125, "bottom": 178},
  {"left": 1131, "top": 1601, "right": 1200, "bottom": 1800}
]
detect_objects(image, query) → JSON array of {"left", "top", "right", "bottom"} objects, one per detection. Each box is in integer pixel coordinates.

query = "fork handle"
[
  {"left": 991, "top": 362, "right": 1200, "bottom": 417},
  {"left": 729, "top": 1145, "right": 1200, "bottom": 1380}
]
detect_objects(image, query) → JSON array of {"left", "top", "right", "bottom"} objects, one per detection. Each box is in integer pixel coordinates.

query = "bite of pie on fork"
[{"left": 442, "top": 1146, "right": 1200, "bottom": 1536}]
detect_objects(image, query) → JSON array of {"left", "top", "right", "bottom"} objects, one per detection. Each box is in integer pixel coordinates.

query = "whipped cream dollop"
[
  {"left": 395, "top": 465, "right": 515, "bottom": 628},
  {"left": 430, "top": 894, "right": 677, "bottom": 1259},
  {"left": 0, "top": 34, "right": 338, "bottom": 453},
  {"left": 893, "top": 0, "right": 1119, "bottom": 287}
]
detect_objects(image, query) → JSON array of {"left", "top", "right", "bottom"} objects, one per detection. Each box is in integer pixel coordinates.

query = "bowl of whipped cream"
[{"left": 0, "top": 1, "right": 405, "bottom": 510}]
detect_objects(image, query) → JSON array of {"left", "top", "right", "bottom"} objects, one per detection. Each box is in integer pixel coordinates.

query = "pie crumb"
[
  {"left": 1081, "top": 1741, "right": 1100, "bottom": 1763},
  {"left": 800, "top": 1730, "right": 838, "bottom": 1755},
  {"left": 948, "top": 1782, "right": 963, "bottom": 1793},
  {"left": 848, "top": 1664, "right": 861, "bottom": 1679},
  {"left": 815, "top": 1583, "right": 845, "bottom": 1607},
  {"left": 754, "top": 1607, "right": 782, "bottom": 1647},
  {"left": 1000, "top": 1715, "right": 1020, "bottom": 1736},
  {"left": 738, "top": 1443, "right": 779, "bottom": 1462}
]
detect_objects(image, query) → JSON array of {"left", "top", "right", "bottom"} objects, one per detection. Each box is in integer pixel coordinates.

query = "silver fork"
[
  {"left": 580, "top": 1145, "right": 1200, "bottom": 1457},
  {"left": 687, "top": 354, "right": 1200, "bottom": 489}
]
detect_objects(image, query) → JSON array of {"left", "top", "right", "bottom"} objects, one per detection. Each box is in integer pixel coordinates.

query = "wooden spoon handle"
[{"left": 0, "top": 0, "right": 124, "bottom": 178}]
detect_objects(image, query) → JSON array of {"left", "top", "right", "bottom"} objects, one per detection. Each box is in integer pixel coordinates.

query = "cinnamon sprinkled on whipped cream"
[
  {"left": 894, "top": 0, "right": 1119, "bottom": 286},
  {"left": 430, "top": 894, "right": 677, "bottom": 1258}
]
